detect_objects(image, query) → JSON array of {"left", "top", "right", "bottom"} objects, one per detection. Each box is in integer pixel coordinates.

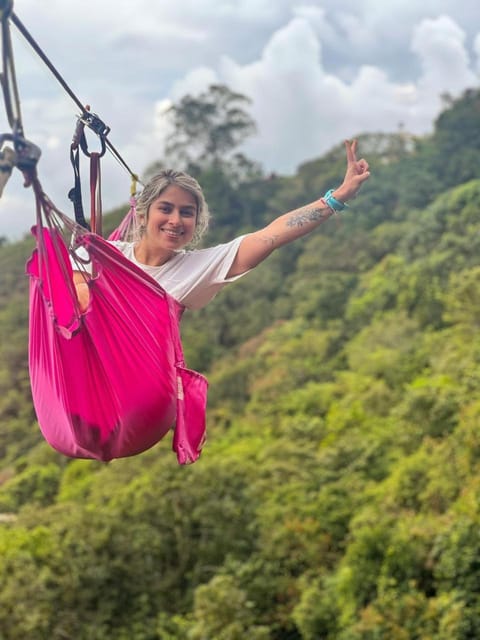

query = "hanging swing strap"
[
  {"left": 1, "top": 0, "right": 22, "bottom": 134},
  {"left": 0, "top": 1, "right": 40, "bottom": 189},
  {"left": 68, "top": 108, "right": 108, "bottom": 231},
  {"left": 90, "top": 151, "right": 102, "bottom": 236},
  {"left": 68, "top": 136, "right": 89, "bottom": 230}
]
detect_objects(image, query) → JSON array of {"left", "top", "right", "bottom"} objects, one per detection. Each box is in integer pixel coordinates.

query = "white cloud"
[
  {"left": 412, "top": 15, "right": 477, "bottom": 94},
  {"left": 210, "top": 14, "right": 477, "bottom": 170},
  {"left": 475, "top": 34, "right": 480, "bottom": 72},
  {"left": 170, "top": 67, "right": 219, "bottom": 101}
]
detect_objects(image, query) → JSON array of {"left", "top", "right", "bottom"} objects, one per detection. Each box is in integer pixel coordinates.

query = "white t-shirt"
[
  {"left": 114, "top": 237, "right": 250, "bottom": 309},
  {"left": 73, "top": 236, "right": 250, "bottom": 310}
]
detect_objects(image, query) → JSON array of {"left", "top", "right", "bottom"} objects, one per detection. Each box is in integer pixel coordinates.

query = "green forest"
[{"left": 1, "top": 86, "right": 480, "bottom": 639}]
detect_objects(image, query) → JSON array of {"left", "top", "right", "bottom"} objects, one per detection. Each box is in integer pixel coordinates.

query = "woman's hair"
[{"left": 135, "top": 169, "right": 210, "bottom": 246}]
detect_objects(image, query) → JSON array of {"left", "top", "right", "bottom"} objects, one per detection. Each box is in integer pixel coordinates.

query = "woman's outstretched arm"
[{"left": 227, "top": 139, "right": 370, "bottom": 277}]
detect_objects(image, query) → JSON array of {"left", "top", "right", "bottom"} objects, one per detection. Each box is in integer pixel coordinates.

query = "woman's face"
[{"left": 144, "top": 184, "right": 197, "bottom": 251}]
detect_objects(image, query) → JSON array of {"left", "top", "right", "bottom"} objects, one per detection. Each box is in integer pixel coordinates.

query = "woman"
[{"left": 74, "top": 139, "right": 370, "bottom": 311}]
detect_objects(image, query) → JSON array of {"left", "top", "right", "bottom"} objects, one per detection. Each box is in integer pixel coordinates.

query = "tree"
[
  {"left": 187, "top": 575, "right": 270, "bottom": 640},
  {"left": 430, "top": 88, "right": 480, "bottom": 187},
  {"left": 150, "top": 84, "right": 259, "bottom": 181}
]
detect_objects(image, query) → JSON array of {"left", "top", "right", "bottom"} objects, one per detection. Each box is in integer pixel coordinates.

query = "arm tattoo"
[
  {"left": 258, "top": 233, "right": 280, "bottom": 247},
  {"left": 286, "top": 204, "right": 332, "bottom": 228}
]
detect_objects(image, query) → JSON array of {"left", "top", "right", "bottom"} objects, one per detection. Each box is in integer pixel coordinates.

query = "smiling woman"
[
  {"left": 73, "top": 141, "right": 370, "bottom": 312},
  {"left": 135, "top": 172, "right": 208, "bottom": 260},
  {"left": 140, "top": 185, "right": 197, "bottom": 254},
  {"left": 73, "top": 168, "right": 250, "bottom": 311},
  {"left": 54, "top": 140, "right": 370, "bottom": 463}
]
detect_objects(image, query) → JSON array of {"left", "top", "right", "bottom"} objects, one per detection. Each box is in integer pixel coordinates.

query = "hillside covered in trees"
[{"left": 1, "top": 88, "right": 480, "bottom": 639}]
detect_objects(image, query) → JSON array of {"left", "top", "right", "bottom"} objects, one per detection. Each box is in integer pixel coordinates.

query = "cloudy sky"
[{"left": 0, "top": 0, "right": 479, "bottom": 239}]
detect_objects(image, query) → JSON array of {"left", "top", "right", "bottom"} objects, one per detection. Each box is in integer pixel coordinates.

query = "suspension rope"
[
  {"left": 9, "top": 10, "right": 84, "bottom": 114},
  {"left": 0, "top": 3, "right": 41, "bottom": 187},
  {"left": 8, "top": 8, "right": 143, "bottom": 185},
  {"left": 1, "top": 5, "right": 23, "bottom": 135}
]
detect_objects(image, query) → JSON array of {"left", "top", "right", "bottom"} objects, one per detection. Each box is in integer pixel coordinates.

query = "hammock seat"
[{"left": 26, "top": 190, "right": 208, "bottom": 464}]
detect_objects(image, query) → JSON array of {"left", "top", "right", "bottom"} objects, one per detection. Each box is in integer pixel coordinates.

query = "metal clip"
[
  {"left": 79, "top": 111, "right": 111, "bottom": 138},
  {"left": 14, "top": 136, "right": 41, "bottom": 171}
]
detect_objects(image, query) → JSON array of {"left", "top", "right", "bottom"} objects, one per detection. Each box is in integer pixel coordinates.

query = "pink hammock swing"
[
  {"left": 0, "top": 6, "right": 208, "bottom": 462},
  {"left": 26, "top": 176, "right": 208, "bottom": 464}
]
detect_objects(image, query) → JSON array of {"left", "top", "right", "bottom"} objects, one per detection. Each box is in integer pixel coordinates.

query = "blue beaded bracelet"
[{"left": 324, "top": 189, "right": 349, "bottom": 213}]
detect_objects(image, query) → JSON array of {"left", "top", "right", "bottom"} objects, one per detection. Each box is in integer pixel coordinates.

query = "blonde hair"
[{"left": 135, "top": 169, "right": 210, "bottom": 246}]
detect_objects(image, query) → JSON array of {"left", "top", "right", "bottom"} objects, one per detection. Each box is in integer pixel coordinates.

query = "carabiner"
[
  {"left": 74, "top": 111, "right": 108, "bottom": 158},
  {"left": 79, "top": 110, "right": 110, "bottom": 138},
  {"left": 14, "top": 135, "right": 41, "bottom": 171}
]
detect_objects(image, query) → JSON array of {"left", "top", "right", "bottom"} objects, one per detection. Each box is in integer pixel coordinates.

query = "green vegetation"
[{"left": 1, "top": 87, "right": 480, "bottom": 639}]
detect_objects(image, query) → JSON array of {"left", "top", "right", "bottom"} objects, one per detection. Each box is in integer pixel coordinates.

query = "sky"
[{"left": 0, "top": 0, "right": 479, "bottom": 240}]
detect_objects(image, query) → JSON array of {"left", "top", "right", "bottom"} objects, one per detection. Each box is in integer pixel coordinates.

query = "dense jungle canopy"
[{"left": 1, "top": 87, "right": 480, "bottom": 639}]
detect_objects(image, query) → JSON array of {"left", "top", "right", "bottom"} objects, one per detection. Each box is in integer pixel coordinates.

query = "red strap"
[{"left": 89, "top": 152, "right": 102, "bottom": 236}]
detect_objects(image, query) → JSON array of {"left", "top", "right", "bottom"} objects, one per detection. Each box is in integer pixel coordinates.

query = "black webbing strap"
[
  {"left": 68, "top": 113, "right": 108, "bottom": 232},
  {"left": 68, "top": 141, "right": 90, "bottom": 230}
]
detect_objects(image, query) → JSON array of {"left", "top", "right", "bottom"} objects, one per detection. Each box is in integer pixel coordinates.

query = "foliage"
[
  {"left": 149, "top": 83, "right": 259, "bottom": 184},
  {"left": 1, "top": 87, "right": 480, "bottom": 638}
]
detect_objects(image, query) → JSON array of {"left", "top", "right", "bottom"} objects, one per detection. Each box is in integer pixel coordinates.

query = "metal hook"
[
  {"left": 73, "top": 109, "right": 109, "bottom": 158},
  {"left": 79, "top": 110, "right": 110, "bottom": 138}
]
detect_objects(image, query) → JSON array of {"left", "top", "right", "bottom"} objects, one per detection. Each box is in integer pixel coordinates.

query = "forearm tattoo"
[
  {"left": 286, "top": 203, "right": 332, "bottom": 228},
  {"left": 258, "top": 233, "right": 281, "bottom": 247}
]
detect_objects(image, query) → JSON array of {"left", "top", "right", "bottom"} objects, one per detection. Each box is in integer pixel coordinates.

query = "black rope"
[
  {"left": 9, "top": 9, "right": 142, "bottom": 184},
  {"left": 10, "top": 11, "right": 85, "bottom": 113},
  {"left": 1, "top": 9, "right": 23, "bottom": 134},
  {"left": 68, "top": 143, "right": 90, "bottom": 230},
  {"left": 105, "top": 138, "right": 143, "bottom": 185},
  {"left": 0, "top": 7, "right": 41, "bottom": 181}
]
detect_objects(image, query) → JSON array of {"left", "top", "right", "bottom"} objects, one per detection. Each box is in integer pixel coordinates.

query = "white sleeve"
[{"left": 167, "top": 235, "right": 251, "bottom": 310}]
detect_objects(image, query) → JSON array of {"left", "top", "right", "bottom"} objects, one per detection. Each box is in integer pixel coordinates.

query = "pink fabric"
[
  {"left": 26, "top": 226, "right": 208, "bottom": 463},
  {"left": 107, "top": 196, "right": 137, "bottom": 242}
]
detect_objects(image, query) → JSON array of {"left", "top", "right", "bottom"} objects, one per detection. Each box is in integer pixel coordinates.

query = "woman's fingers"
[
  {"left": 345, "top": 139, "right": 358, "bottom": 164},
  {"left": 358, "top": 158, "right": 369, "bottom": 174}
]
